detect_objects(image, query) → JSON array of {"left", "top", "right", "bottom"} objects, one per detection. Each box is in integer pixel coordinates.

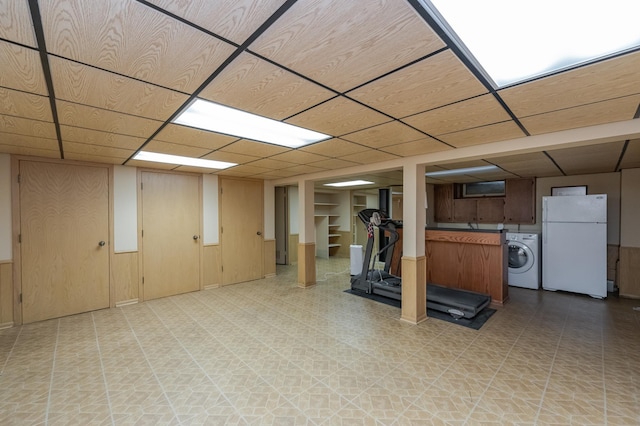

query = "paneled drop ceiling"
[{"left": 1, "top": 0, "right": 640, "bottom": 187}]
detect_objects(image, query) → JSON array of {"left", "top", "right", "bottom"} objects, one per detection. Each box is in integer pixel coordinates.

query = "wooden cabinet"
[
  {"left": 434, "top": 184, "right": 453, "bottom": 222},
  {"left": 433, "top": 178, "right": 533, "bottom": 224},
  {"left": 504, "top": 178, "right": 535, "bottom": 224},
  {"left": 453, "top": 198, "right": 477, "bottom": 222},
  {"left": 477, "top": 198, "right": 505, "bottom": 223}
]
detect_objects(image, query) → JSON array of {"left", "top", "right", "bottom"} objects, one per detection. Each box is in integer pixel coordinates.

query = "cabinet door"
[
  {"left": 434, "top": 184, "right": 453, "bottom": 222},
  {"left": 504, "top": 178, "right": 535, "bottom": 224},
  {"left": 453, "top": 198, "right": 477, "bottom": 222},
  {"left": 477, "top": 198, "right": 505, "bottom": 223}
]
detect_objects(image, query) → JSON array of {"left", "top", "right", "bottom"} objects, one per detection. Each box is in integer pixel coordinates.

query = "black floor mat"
[{"left": 344, "top": 289, "right": 496, "bottom": 330}]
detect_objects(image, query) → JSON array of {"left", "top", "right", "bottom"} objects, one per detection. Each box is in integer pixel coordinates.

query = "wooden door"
[
  {"left": 20, "top": 161, "right": 110, "bottom": 324},
  {"left": 141, "top": 172, "right": 200, "bottom": 300},
  {"left": 220, "top": 178, "right": 263, "bottom": 285}
]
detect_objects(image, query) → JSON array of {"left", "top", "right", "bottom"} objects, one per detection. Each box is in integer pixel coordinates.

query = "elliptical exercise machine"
[{"left": 350, "top": 208, "right": 491, "bottom": 319}]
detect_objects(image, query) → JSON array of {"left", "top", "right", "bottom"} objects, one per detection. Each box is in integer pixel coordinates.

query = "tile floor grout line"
[
  {"left": 532, "top": 304, "right": 571, "bottom": 424},
  {"left": 91, "top": 312, "right": 116, "bottom": 426},
  {"left": 173, "top": 294, "right": 328, "bottom": 426},
  {"left": 145, "top": 300, "right": 244, "bottom": 423},
  {"left": 120, "top": 307, "right": 184, "bottom": 426},
  {"left": 0, "top": 326, "right": 23, "bottom": 376},
  {"left": 44, "top": 319, "right": 61, "bottom": 426}
]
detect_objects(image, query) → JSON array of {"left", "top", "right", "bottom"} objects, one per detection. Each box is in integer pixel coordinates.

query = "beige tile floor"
[{"left": 1, "top": 258, "right": 639, "bottom": 425}]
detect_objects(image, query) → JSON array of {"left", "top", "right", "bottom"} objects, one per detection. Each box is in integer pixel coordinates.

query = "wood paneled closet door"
[
  {"left": 141, "top": 171, "right": 200, "bottom": 300},
  {"left": 220, "top": 178, "right": 263, "bottom": 285},
  {"left": 20, "top": 161, "right": 110, "bottom": 324}
]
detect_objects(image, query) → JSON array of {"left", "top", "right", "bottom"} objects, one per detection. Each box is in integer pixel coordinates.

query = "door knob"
[
  {"left": 98, "top": 241, "right": 106, "bottom": 247},
  {"left": 193, "top": 235, "right": 200, "bottom": 240},
  {"left": 257, "top": 231, "right": 262, "bottom": 236}
]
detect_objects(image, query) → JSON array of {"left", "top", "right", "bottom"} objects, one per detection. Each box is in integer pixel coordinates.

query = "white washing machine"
[{"left": 506, "top": 232, "right": 540, "bottom": 289}]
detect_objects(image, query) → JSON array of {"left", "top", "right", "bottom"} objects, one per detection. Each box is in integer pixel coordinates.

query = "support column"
[
  {"left": 297, "top": 179, "right": 316, "bottom": 287},
  {"left": 401, "top": 163, "right": 427, "bottom": 324}
]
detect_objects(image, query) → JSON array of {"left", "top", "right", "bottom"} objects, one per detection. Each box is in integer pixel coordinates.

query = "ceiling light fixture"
[
  {"left": 324, "top": 180, "right": 375, "bottom": 187},
  {"left": 173, "top": 99, "right": 331, "bottom": 148},
  {"left": 425, "top": 165, "right": 499, "bottom": 177},
  {"left": 419, "top": 0, "right": 640, "bottom": 87},
  {"left": 133, "top": 151, "right": 237, "bottom": 169}
]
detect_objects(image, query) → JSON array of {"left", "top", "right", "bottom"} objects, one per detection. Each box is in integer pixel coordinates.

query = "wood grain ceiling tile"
[
  {"left": 0, "top": 0, "right": 37, "bottom": 46},
  {"left": 60, "top": 125, "right": 145, "bottom": 150},
  {"left": 338, "top": 149, "right": 399, "bottom": 165},
  {"left": 379, "top": 138, "right": 452, "bottom": 157},
  {"left": 218, "top": 139, "right": 290, "bottom": 157},
  {"left": 431, "top": 160, "right": 492, "bottom": 169},
  {"left": 50, "top": 56, "right": 188, "bottom": 121},
  {"left": 247, "top": 158, "right": 297, "bottom": 170},
  {"left": 439, "top": 121, "right": 525, "bottom": 148},
  {"left": 0, "top": 41, "right": 48, "bottom": 95},
  {"left": 0, "top": 142, "right": 59, "bottom": 158},
  {"left": 521, "top": 94, "right": 640, "bottom": 136},
  {"left": 63, "top": 141, "right": 133, "bottom": 159},
  {"left": 285, "top": 97, "right": 389, "bottom": 136},
  {"left": 254, "top": 169, "right": 303, "bottom": 179},
  {"left": 619, "top": 139, "right": 640, "bottom": 169},
  {"left": 199, "top": 52, "right": 335, "bottom": 120},
  {"left": 41, "top": 0, "right": 236, "bottom": 92},
  {"left": 143, "top": 140, "right": 212, "bottom": 158},
  {"left": 499, "top": 50, "right": 640, "bottom": 118},
  {"left": 0, "top": 88, "right": 52, "bottom": 122},
  {"left": 216, "top": 164, "right": 270, "bottom": 176},
  {"left": 348, "top": 50, "right": 488, "bottom": 118},
  {"left": 300, "top": 138, "right": 368, "bottom": 157},
  {"left": 250, "top": 0, "right": 445, "bottom": 92},
  {"left": 342, "top": 121, "right": 426, "bottom": 148},
  {"left": 145, "top": 0, "right": 286, "bottom": 45},
  {"left": 0, "top": 132, "right": 59, "bottom": 151},
  {"left": 403, "top": 94, "right": 512, "bottom": 136},
  {"left": 201, "top": 151, "right": 259, "bottom": 164},
  {"left": 154, "top": 124, "right": 237, "bottom": 149},
  {"left": 56, "top": 101, "right": 162, "bottom": 138},
  {"left": 281, "top": 164, "right": 328, "bottom": 174},
  {"left": 0, "top": 114, "right": 56, "bottom": 139},
  {"left": 488, "top": 152, "right": 560, "bottom": 177},
  {"left": 268, "top": 150, "right": 329, "bottom": 165},
  {"left": 546, "top": 141, "right": 625, "bottom": 175},
  {"left": 307, "top": 158, "right": 360, "bottom": 170}
]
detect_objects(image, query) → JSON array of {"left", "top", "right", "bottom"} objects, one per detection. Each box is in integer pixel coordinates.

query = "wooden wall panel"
[
  {"left": 619, "top": 246, "right": 640, "bottom": 299},
  {"left": 607, "top": 245, "right": 619, "bottom": 283},
  {"left": 0, "top": 262, "right": 13, "bottom": 328},
  {"left": 203, "top": 245, "right": 220, "bottom": 289},
  {"left": 297, "top": 242, "right": 316, "bottom": 288},
  {"left": 112, "top": 252, "right": 139, "bottom": 306},
  {"left": 288, "top": 234, "right": 299, "bottom": 264},
  {"left": 264, "top": 239, "right": 276, "bottom": 277}
]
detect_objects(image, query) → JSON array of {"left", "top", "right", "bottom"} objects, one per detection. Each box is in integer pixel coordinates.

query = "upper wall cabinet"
[
  {"left": 504, "top": 178, "right": 535, "bottom": 224},
  {"left": 434, "top": 178, "right": 535, "bottom": 224},
  {"left": 434, "top": 184, "right": 454, "bottom": 222}
]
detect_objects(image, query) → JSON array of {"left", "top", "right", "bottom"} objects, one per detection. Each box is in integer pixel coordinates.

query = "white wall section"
[
  {"left": 0, "top": 154, "right": 11, "bottom": 261},
  {"left": 113, "top": 165, "right": 138, "bottom": 252},
  {"left": 202, "top": 174, "right": 219, "bottom": 245}
]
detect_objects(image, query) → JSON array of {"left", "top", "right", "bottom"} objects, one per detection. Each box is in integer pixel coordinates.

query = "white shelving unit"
[
  {"left": 352, "top": 192, "right": 378, "bottom": 248},
  {"left": 314, "top": 191, "right": 349, "bottom": 258}
]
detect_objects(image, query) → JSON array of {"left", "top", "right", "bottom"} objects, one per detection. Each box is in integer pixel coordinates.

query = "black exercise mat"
[{"left": 344, "top": 289, "right": 496, "bottom": 330}]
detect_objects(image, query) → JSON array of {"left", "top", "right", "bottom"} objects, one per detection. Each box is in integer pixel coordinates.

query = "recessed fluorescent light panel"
[
  {"left": 420, "top": 0, "right": 640, "bottom": 87},
  {"left": 425, "top": 165, "right": 498, "bottom": 177},
  {"left": 173, "top": 99, "right": 331, "bottom": 148},
  {"left": 133, "top": 151, "right": 237, "bottom": 169},
  {"left": 324, "top": 180, "right": 374, "bottom": 187}
]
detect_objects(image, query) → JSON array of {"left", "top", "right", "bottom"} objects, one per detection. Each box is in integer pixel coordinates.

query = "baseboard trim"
[
  {"left": 204, "top": 284, "right": 220, "bottom": 290},
  {"left": 115, "top": 298, "right": 138, "bottom": 307},
  {"left": 0, "top": 321, "right": 14, "bottom": 330}
]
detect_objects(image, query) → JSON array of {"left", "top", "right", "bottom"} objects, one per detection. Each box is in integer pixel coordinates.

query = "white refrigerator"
[{"left": 542, "top": 194, "right": 607, "bottom": 298}]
